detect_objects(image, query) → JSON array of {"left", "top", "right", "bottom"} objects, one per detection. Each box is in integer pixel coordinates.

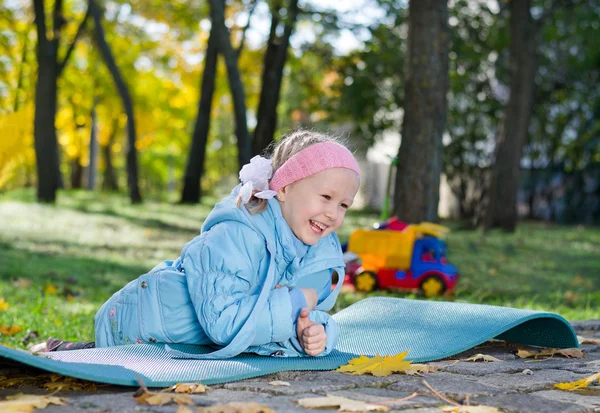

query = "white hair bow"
[{"left": 238, "top": 156, "right": 278, "bottom": 204}]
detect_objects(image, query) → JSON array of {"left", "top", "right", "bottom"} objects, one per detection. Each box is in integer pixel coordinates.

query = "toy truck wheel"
[
  {"left": 420, "top": 275, "right": 446, "bottom": 297},
  {"left": 354, "top": 271, "right": 378, "bottom": 293}
]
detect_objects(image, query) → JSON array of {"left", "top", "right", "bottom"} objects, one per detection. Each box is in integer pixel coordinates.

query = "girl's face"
[{"left": 277, "top": 168, "right": 360, "bottom": 246}]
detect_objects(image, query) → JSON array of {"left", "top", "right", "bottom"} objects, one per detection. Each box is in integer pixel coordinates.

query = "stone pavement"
[{"left": 1, "top": 320, "right": 599, "bottom": 413}]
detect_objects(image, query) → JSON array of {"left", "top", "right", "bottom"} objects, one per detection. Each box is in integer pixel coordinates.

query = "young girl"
[{"left": 47, "top": 130, "right": 360, "bottom": 358}]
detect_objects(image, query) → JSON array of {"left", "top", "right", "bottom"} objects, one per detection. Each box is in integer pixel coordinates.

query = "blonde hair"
[{"left": 240, "top": 129, "right": 350, "bottom": 214}]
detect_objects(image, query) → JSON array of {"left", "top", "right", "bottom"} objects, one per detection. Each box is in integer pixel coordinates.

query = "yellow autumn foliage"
[
  {"left": 336, "top": 351, "right": 412, "bottom": 376},
  {"left": 554, "top": 372, "right": 600, "bottom": 391},
  {"left": 0, "top": 105, "right": 35, "bottom": 190}
]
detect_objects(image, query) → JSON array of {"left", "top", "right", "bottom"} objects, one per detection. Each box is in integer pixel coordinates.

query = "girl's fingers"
[
  {"left": 303, "top": 324, "right": 324, "bottom": 337},
  {"left": 302, "top": 332, "right": 325, "bottom": 345}
]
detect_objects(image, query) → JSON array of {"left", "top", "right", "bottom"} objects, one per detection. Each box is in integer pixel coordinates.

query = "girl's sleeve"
[{"left": 183, "top": 222, "right": 294, "bottom": 347}]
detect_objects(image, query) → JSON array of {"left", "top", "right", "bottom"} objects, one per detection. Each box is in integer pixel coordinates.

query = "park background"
[{"left": 0, "top": 0, "right": 598, "bottom": 348}]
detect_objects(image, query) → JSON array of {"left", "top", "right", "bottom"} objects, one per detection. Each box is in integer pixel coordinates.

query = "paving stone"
[
  {"left": 388, "top": 372, "right": 505, "bottom": 399},
  {"left": 223, "top": 370, "right": 403, "bottom": 395},
  {"left": 533, "top": 389, "right": 600, "bottom": 411},
  {"left": 330, "top": 387, "right": 440, "bottom": 410},
  {"left": 472, "top": 393, "right": 589, "bottom": 413},
  {"left": 478, "top": 369, "right": 592, "bottom": 393},
  {"left": 571, "top": 320, "right": 600, "bottom": 333}
]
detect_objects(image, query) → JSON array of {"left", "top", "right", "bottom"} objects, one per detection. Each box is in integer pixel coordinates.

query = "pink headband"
[{"left": 269, "top": 141, "right": 361, "bottom": 191}]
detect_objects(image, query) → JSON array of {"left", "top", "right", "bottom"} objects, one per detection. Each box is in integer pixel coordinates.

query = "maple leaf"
[
  {"left": 296, "top": 394, "right": 389, "bottom": 412},
  {"left": 516, "top": 348, "right": 584, "bottom": 359},
  {"left": 578, "top": 336, "right": 600, "bottom": 345},
  {"left": 0, "top": 394, "right": 67, "bottom": 412},
  {"left": 554, "top": 372, "right": 600, "bottom": 391},
  {"left": 0, "top": 298, "right": 9, "bottom": 311},
  {"left": 336, "top": 351, "right": 412, "bottom": 377},
  {"left": 164, "top": 382, "right": 209, "bottom": 394},
  {"left": 199, "top": 401, "right": 276, "bottom": 413},
  {"left": 463, "top": 354, "right": 503, "bottom": 363},
  {"left": 441, "top": 405, "right": 501, "bottom": 413}
]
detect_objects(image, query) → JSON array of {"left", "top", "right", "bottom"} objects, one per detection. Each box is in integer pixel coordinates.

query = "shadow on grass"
[
  {"left": 0, "top": 242, "right": 149, "bottom": 302},
  {"left": 66, "top": 203, "right": 201, "bottom": 235}
]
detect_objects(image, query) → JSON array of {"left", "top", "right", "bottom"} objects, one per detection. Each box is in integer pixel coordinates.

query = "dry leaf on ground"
[
  {"left": 0, "top": 393, "right": 67, "bottom": 412},
  {"left": 404, "top": 363, "right": 441, "bottom": 376},
  {"left": 296, "top": 394, "right": 389, "bottom": 412},
  {"left": 163, "top": 382, "right": 209, "bottom": 394},
  {"left": 463, "top": 354, "right": 503, "bottom": 363},
  {"left": 441, "top": 405, "right": 501, "bottom": 413},
  {"left": 0, "top": 324, "right": 22, "bottom": 336},
  {"left": 176, "top": 406, "right": 194, "bottom": 413},
  {"left": 135, "top": 390, "right": 193, "bottom": 406},
  {"left": 336, "top": 351, "right": 412, "bottom": 376},
  {"left": 268, "top": 380, "right": 290, "bottom": 386},
  {"left": 578, "top": 336, "right": 600, "bottom": 345},
  {"left": 554, "top": 372, "right": 600, "bottom": 391},
  {"left": 134, "top": 378, "right": 192, "bottom": 406},
  {"left": 199, "top": 401, "right": 275, "bottom": 413},
  {"left": 516, "top": 348, "right": 584, "bottom": 359}
]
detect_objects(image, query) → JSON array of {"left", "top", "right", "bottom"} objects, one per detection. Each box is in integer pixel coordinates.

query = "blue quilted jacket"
[{"left": 94, "top": 186, "right": 345, "bottom": 358}]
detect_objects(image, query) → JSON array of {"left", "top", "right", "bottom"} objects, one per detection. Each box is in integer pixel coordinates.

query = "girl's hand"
[
  {"left": 299, "top": 288, "right": 318, "bottom": 310},
  {"left": 296, "top": 308, "right": 327, "bottom": 356}
]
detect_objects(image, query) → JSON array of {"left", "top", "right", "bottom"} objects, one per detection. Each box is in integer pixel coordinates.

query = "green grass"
[{"left": 0, "top": 189, "right": 598, "bottom": 349}]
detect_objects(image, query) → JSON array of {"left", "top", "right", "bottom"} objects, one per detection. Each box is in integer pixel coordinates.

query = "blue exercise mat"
[{"left": 0, "top": 297, "right": 578, "bottom": 387}]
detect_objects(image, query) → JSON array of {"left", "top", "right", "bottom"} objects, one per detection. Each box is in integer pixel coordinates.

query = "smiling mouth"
[{"left": 309, "top": 219, "right": 329, "bottom": 234}]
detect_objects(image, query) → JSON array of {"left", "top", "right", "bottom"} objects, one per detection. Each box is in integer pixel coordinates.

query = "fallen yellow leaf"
[
  {"left": 0, "top": 394, "right": 67, "bottom": 412},
  {"left": 336, "top": 351, "right": 412, "bottom": 377},
  {"left": 44, "top": 285, "right": 58, "bottom": 295},
  {"left": 442, "top": 405, "right": 501, "bottom": 413},
  {"left": 296, "top": 394, "right": 389, "bottom": 412},
  {"left": 0, "top": 324, "right": 22, "bottom": 336},
  {"left": 176, "top": 406, "right": 194, "bottom": 413},
  {"left": 199, "top": 401, "right": 276, "bottom": 413},
  {"left": 463, "top": 354, "right": 503, "bottom": 363},
  {"left": 0, "top": 298, "right": 9, "bottom": 311},
  {"left": 578, "top": 336, "right": 600, "bottom": 345},
  {"left": 516, "top": 348, "right": 584, "bottom": 359},
  {"left": 164, "top": 382, "right": 209, "bottom": 394},
  {"left": 554, "top": 372, "right": 600, "bottom": 391}
]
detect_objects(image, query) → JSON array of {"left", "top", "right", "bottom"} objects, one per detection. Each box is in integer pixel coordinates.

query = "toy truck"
[{"left": 344, "top": 222, "right": 459, "bottom": 297}]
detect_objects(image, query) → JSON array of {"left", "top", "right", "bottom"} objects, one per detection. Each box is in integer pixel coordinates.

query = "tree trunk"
[
  {"left": 210, "top": 0, "right": 251, "bottom": 169},
  {"left": 32, "top": 0, "right": 61, "bottom": 202},
  {"left": 252, "top": 0, "right": 299, "bottom": 156},
  {"left": 180, "top": 27, "right": 219, "bottom": 204},
  {"left": 392, "top": 0, "right": 449, "bottom": 223},
  {"left": 70, "top": 158, "right": 83, "bottom": 189},
  {"left": 88, "top": 98, "right": 98, "bottom": 190},
  {"left": 485, "top": 0, "right": 537, "bottom": 232},
  {"left": 102, "top": 118, "right": 119, "bottom": 191},
  {"left": 89, "top": 0, "right": 141, "bottom": 203}
]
